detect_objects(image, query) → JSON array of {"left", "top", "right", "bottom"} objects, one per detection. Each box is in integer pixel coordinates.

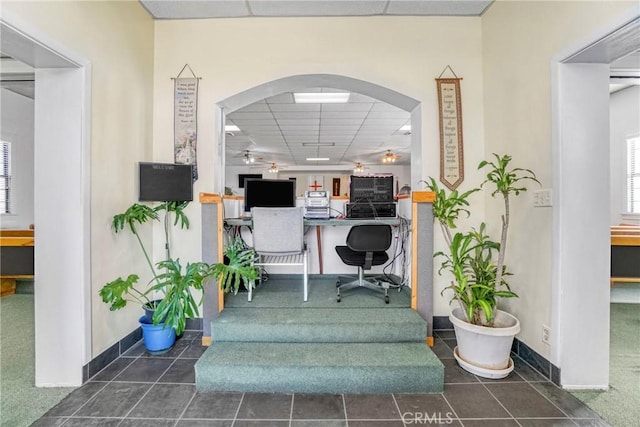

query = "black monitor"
[
  {"left": 138, "top": 162, "right": 193, "bottom": 202},
  {"left": 244, "top": 179, "right": 296, "bottom": 213},
  {"left": 349, "top": 175, "right": 394, "bottom": 203}
]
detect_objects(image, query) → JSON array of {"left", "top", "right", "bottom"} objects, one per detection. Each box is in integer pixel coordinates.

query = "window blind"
[
  {"left": 628, "top": 137, "right": 640, "bottom": 214},
  {"left": 0, "top": 141, "right": 10, "bottom": 214}
]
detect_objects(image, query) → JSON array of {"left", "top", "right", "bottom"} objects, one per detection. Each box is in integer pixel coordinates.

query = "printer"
[{"left": 304, "top": 190, "right": 330, "bottom": 219}]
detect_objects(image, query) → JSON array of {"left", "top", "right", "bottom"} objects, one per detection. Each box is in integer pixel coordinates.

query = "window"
[
  {"left": 628, "top": 136, "right": 640, "bottom": 213},
  {"left": 0, "top": 141, "right": 10, "bottom": 214}
]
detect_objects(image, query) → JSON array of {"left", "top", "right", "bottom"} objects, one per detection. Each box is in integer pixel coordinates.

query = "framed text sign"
[
  {"left": 436, "top": 77, "right": 464, "bottom": 190},
  {"left": 173, "top": 64, "right": 200, "bottom": 181}
]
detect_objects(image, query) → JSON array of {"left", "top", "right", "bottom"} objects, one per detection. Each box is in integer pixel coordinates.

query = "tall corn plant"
[
  {"left": 427, "top": 154, "right": 538, "bottom": 326},
  {"left": 478, "top": 154, "right": 539, "bottom": 295}
]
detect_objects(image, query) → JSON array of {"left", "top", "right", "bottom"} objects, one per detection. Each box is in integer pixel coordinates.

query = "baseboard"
[
  {"left": 433, "top": 315, "right": 561, "bottom": 386},
  {"left": 82, "top": 317, "right": 204, "bottom": 383}
]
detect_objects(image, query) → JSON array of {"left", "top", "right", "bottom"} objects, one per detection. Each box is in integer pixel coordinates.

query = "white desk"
[{"left": 224, "top": 217, "right": 406, "bottom": 275}]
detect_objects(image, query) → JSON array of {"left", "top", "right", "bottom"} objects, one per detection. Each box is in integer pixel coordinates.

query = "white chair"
[{"left": 249, "top": 207, "right": 309, "bottom": 302}]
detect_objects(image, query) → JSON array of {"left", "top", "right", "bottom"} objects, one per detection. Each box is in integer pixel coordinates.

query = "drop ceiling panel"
[
  {"left": 386, "top": 0, "right": 493, "bottom": 16},
  {"left": 140, "top": 1, "right": 495, "bottom": 19},
  {"left": 225, "top": 89, "right": 412, "bottom": 167}
]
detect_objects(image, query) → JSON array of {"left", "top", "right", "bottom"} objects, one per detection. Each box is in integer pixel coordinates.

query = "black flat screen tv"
[
  {"left": 244, "top": 179, "right": 296, "bottom": 213},
  {"left": 139, "top": 162, "right": 193, "bottom": 202}
]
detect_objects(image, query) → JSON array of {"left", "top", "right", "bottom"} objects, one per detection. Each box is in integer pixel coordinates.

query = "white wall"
[
  {"left": 610, "top": 85, "right": 640, "bottom": 224},
  {"left": 225, "top": 164, "right": 410, "bottom": 198},
  {"left": 0, "top": 88, "right": 34, "bottom": 229},
  {"left": 2, "top": 0, "right": 156, "bottom": 360},
  {"left": 482, "top": 0, "right": 635, "bottom": 367},
  {"left": 153, "top": 16, "right": 486, "bottom": 318}
]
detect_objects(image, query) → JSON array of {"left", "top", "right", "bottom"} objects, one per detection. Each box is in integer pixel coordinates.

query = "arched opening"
[{"left": 215, "top": 74, "right": 423, "bottom": 193}]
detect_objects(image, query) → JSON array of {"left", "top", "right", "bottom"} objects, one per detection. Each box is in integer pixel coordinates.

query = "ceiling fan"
[{"left": 381, "top": 150, "right": 401, "bottom": 163}]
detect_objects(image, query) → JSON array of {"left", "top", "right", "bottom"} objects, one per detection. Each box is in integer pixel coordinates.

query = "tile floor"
[{"left": 32, "top": 330, "right": 610, "bottom": 427}]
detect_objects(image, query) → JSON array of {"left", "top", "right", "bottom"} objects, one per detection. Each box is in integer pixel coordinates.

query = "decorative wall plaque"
[
  {"left": 436, "top": 69, "right": 464, "bottom": 190},
  {"left": 173, "top": 64, "right": 200, "bottom": 181}
]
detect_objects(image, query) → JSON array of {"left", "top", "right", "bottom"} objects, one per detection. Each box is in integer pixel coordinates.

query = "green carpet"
[
  {"left": 571, "top": 303, "right": 640, "bottom": 427},
  {"left": 0, "top": 294, "right": 74, "bottom": 427},
  {"left": 197, "top": 276, "right": 444, "bottom": 394},
  {"left": 225, "top": 275, "right": 412, "bottom": 308}
]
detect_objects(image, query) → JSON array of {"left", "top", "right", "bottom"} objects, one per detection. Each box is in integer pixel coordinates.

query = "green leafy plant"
[
  {"left": 100, "top": 200, "right": 213, "bottom": 334},
  {"left": 150, "top": 258, "right": 214, "bottom": 335},
  {"left": 428, "top": 154, "right": 539, "bottom": 326},
  {"left": 211, "top": 234, "right": 260, "bottom": 295}
]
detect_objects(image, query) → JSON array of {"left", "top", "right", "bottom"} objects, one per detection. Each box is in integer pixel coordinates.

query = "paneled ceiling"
[
  {"left": 225, "top": 89, "right": 411, "bottom": 167},
  {"left": 139, "top": 0, "right": 495, "bottom": 19}
]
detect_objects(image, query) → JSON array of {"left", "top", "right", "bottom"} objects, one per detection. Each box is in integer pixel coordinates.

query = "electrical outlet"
[
  {"left": 533, "top": 189, "right": 552, "bottom": 207},
  {"left": 542, "top": 325, "right": 550, "bottom": 344}
]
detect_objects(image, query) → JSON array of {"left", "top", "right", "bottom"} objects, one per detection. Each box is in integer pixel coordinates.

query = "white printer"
[{"left": 304, "top": 190, "right": 330, "bottom": 219}]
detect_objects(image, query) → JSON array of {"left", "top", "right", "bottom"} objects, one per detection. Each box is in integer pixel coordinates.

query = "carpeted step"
[
  {"left": 195, "top": 341, "right": 444, "bottom": 394},
  {"left": 211, "top": 308, "right": 427, "bottom": 343}
]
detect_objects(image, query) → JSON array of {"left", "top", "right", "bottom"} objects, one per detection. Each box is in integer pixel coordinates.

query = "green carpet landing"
[{"left": 195, "top": 277, "right": 444, "bottom": 394}]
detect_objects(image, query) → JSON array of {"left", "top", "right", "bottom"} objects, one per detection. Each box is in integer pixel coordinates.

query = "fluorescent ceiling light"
[
  {"left": 399, "top": 124, "right": 411, "bottom": 132},
  {"left": 302, "top": 142, "right": 335, "bottom": 147},
  {"left": 306, "top": 157, "right": 330, "bottom": 161},
  {"left": 225, "top": 124, "right": 240, "bottom": 132},
  {"left": 294, "top": 93, "right": 350, "bottom": 103}
]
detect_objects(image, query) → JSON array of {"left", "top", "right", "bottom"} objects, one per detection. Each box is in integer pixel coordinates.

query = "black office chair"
[{"left": 335, "top": 224, "right": 393, "bottom": 304}]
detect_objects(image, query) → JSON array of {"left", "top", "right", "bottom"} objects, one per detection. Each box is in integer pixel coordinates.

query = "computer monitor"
[
  {"left": 349, "top": 175, "right": 394, "bottom": 204},
  {"left": 244, "top": 179, "right": 296, "bottom": 213},
  {"left": 138, "top": 162, "right": 193, "bottom": 202}
]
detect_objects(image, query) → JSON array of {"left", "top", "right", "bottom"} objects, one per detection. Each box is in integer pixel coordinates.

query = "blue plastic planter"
[{"left": 139, "top": 316, "right": 176, "bottom": 352}]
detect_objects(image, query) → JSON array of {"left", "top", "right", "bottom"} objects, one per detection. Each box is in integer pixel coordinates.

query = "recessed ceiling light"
[
  {"left": 306, "top": 157, "right": 330, "bottom": 161},
  {"left": 302, "top": 142, "right": 335, "bottom": 147},
  {"left": 225, "top": 124, "right": 240, "bottom": 132},
  {"left": 294, "top": 93, "right": 350, "bottom": 103}
]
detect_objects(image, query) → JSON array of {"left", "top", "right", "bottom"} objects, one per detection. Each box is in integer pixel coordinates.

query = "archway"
[{"left": 215, "top": 74, "right": 423, "bottom": 194}]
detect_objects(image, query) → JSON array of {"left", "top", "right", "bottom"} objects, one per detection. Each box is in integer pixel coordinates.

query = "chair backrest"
[
  {"left": 251, "top": 207, "right": 305, "bottom": 255},
  {"left": 346, "top": 224, "right": 392, "bottom": 253}
]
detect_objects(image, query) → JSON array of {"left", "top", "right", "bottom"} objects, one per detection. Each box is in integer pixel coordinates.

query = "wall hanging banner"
[
  {"left": 173, "top": 65, "right": 199, "bottom": 181},
  {"left": 436, "top": 68, "right": 464, "bottom": 190}
]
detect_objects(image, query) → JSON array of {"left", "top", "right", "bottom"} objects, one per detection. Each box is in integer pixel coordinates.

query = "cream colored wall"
[
  {"left": 153, "top": 16, "right": 486, "bottom": 318},
  {"left": 482, "top": 0, "right": 636, "bottom": 359},
  {"left": 2, "top": 1, "right": 155, "bottom": 357}
]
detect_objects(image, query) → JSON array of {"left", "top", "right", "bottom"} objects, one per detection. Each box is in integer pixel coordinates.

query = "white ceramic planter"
[{"left": 449, "top": 307, "right": 520, "bottom": 379}]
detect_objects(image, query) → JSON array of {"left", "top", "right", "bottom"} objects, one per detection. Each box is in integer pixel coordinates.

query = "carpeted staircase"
[{"left": 195, "top": 303, "right": 444, "bottom": 393}]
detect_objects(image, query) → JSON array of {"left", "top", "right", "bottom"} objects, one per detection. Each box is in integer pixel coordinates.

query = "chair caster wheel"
[
  {"left": 337, "top": 295, "right": 341, "bottom": 303},
  {"left": 385, "top": 295, "right": 390, "bottom": 304},
  {"left": 336, "top": 280, "right": 341, "bottom": 287}
]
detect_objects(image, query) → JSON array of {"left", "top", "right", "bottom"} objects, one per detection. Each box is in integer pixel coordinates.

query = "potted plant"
[
  {"left": 211, "top": 233, "right": 260, "bottom": 295},
  {"left": 425, "top": 153, "right": 539, "bottom": 378},
  {"left": 99, "top": 200, "right": 213, "bottom": 352}
]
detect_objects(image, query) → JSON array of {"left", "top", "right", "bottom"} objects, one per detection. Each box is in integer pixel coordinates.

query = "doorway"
[
  {"left": 0, "top": 18, "right": 91, "bottom": 386},
  {"left": 552, "top": 15, "right": 640, "bottom": 388}
]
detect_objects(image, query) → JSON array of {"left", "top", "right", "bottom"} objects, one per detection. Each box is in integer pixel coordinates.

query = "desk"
[{"left": 224, "top": 217, "right": 405, "bottom": 274}]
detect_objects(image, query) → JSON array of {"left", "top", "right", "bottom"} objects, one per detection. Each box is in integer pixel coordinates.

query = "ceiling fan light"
[
  {"left": 268, "top": 163, "right": 278, "bottom": 173},
  {"left": 294, "top": 93, "right": 350, "bottom": 103}
]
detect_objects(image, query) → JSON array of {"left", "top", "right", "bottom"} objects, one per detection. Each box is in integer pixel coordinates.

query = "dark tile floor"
[{"left": 32, "top": 330, "right": 610, "bottom": 427}]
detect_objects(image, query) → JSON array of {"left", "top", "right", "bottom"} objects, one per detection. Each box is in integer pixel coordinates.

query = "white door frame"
[
  {"left": 0, "top": 14, "right": 91, "bottom": 386},
  {"left": 551, "top": 10, "right": 639, "bottom": 389}
]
